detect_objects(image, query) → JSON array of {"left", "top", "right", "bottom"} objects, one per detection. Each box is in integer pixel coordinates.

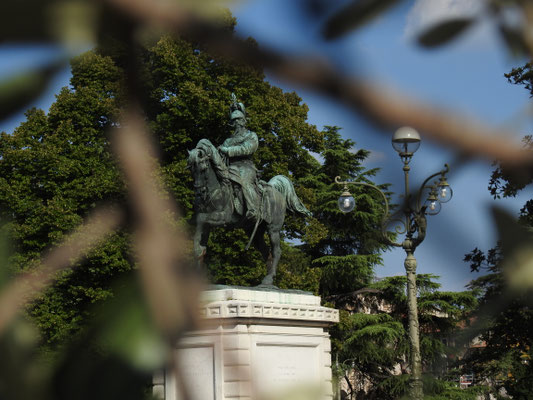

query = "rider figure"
[{"left": 218, "top": 94, "right": 260, "bottom": 220}]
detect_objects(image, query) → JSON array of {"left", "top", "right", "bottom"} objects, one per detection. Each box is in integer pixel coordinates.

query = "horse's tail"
[{"left": 268, "top": 175, "right": 312, "bottom": 217}]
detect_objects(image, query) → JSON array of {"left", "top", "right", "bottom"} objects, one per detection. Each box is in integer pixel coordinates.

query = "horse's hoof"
[{"left": 260, "top": 276, "right": 274, "bottom": 286}]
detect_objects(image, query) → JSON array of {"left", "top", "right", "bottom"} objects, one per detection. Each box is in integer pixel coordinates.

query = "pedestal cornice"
[{"left": 199, "top": 287, "right": 339, "bottom": 325}]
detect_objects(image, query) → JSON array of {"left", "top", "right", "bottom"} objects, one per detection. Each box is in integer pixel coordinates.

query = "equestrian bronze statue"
[{"left": 188, "top": 94, "right": 311, "bottom": 286}]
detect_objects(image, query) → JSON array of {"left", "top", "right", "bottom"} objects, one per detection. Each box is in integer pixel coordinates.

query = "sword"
[{"left": 245, "top": 189, "right": 263, "bottom": 250}]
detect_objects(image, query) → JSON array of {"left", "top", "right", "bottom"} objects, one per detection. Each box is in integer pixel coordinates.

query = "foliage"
[
  {"left": 0, "top": 52, "right": 128, "bottom": 346},
  {"left": 314, "top": 254, "right": 378, "bottom": 296},
  {"left": 204, "top": 228, "right": 266, "bottom": 286},
  {"left": 488, "top": 62, "right": 533, "bottom": 203},
  {"left": 0, "top": 11, "right": 392, "bottom": 355},
  {"left": 2, "top": 0, "right": 521, "bottom": 398},
  {"left": 458, "top": 60, "right": 533, "bottom": 399},
  {"left": 298, "top": 126, "right": 391, "bottom": 296},
  {"left": 330, "top": 274, "right": 477, "bottom": 399},
  {"left": 274, "top": 242, "right": 321, "bottom": 294},
  {"left": 505, "top": 62, "right": 533, "bottom": 98},
  {"left": 488, "top": 136, "right": 533, "bottom": 200},
  {"left": 422, "top": 379, "right": 488, "bottom": 400},
  {"left": 374, "top": 275, "right": 477, "bottom": 370},
  {"left": 463, "top": 243, "right": 533, "bottom": 398}
]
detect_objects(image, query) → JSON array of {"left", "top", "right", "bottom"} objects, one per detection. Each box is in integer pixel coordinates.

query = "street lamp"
[{"left": 335, "top": 127, "right": 452, "bottom": 400}]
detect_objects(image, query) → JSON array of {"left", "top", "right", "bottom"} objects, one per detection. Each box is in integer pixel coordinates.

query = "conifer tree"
[
  {"left": 330, "top": 274, "right": 477, "bottom": 399},
  {"left": 298, "top": 126, "right": 390, "bottom": 296}
]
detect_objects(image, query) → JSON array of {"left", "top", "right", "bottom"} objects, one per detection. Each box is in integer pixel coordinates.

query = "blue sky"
[
  {"left": 0, "top": 45, "right": 71, "bottom": 133},
  {"left": 1, "top": 0, "right": 532, "bottom": 291},
  {"left": 232, "top": 0, "right": 533, "bottom": 291}
]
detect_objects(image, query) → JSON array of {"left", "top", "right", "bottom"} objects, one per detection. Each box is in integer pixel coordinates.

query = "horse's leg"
[
  {"left": 251, "top": 225, "right": 273, "bottom": 283},
  {"left": 193, "top": 214, "right": 210, "bottom": 270},
  {"left": 261, "top": 227, "right": 281, "bottom": 286}
]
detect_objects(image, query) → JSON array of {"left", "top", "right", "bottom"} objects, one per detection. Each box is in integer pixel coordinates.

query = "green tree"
[
  {"left": 458, "top": 61, "right": 533, "bottom": 399},
  {"left": 0, "top": 51, "right": 128, "bottom": 344},
  {"left": 0, "top": 20, "right": 386, "bottom": 344},
  {"left": 299, "top": 126, "right": 390, "bottom": 296},
  {"left": 463, "top": 245, "right": 533, "bottom": 399},
  {"left": 330, "top": 274, "right": 477, "bottom": 399}
]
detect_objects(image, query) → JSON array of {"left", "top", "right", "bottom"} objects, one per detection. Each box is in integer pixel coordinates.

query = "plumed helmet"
[{"left": 229, "top": 93, "right": 246, "bottom": 121}]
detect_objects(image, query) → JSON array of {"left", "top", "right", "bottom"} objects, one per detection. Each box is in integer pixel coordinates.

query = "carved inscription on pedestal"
[
  {"left": 175, "top": 346, "right": 215, "bottom": 400},
  {"left": 254, "top": 344, "right": 319, "bottom": 396}
]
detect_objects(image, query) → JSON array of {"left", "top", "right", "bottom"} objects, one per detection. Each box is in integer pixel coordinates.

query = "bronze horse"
[{"left": 188, "top": 139, "right": 311, "bottom": 286}]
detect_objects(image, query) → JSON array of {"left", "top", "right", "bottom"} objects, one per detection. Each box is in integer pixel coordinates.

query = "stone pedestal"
[{"left": 154, "top": 287, "right": 339, "bottom": 400}]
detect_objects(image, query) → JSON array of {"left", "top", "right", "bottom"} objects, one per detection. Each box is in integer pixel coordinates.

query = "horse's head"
[
  {"left": 188, "top": 140, "right": 230, "bottom": 211},
  {"left": 188, "top": 145, "right": 219, "bottom": 208},
  {"left": 188, "top": 147, "right": 210, "bottom": 189},
  {"left": 188, "top": 147, "right": 209, "bottom": 175}
]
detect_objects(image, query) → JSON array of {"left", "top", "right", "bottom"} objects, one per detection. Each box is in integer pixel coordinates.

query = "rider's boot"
[{"left": 243, "top": 186, "right": 260, "bottom": 220}]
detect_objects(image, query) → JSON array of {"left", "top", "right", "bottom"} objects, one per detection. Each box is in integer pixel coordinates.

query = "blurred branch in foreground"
[
  {"left": 112, "top": 109, "right": 201, "bottom": 341},
  {"left": 101, "top": 0, "right": 533, "bottom": 168},
  {"left": 2, "top": 0, "right": 533, "bottom": 398}
]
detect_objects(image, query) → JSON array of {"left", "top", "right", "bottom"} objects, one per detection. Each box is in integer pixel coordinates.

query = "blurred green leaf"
[
  {"left": 50, "top": 276, "right": 166, "bottom": 400},
  {"left": 492, "top": 206, "right": 533, "bottom": 291},
  {"left": 0, "top": 61, "right": 65, "bottom": 121},
  {"left": 96, "top": 277, "right": 169, "bottom": 372},
  {"left": 417, "top": 18, "right": 475, "bottom": 48},
  {"left": 499, "top": 23, "right": 528, "bottom": 58},
  {"left": 322, "top": 0, "right": 400, "bottom": 40},
  {"left": 0, "top": 318, "right": 50, "bottom": 400}
]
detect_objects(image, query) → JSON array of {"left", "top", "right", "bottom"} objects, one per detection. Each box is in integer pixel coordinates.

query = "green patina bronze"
[
  {"left": 188, "top": 94, "right": 311, "bottom": 286},
  {"left": 219, "top": 94, "right": 260, "bottom": 220}
]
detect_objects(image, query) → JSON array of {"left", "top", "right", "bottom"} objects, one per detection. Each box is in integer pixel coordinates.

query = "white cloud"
[{"left": 404, "top": 0, "right": 484, "bottom": 39}]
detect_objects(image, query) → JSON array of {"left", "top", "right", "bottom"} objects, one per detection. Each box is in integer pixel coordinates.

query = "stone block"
[
  {"left": 223, "top": 349, "right": 251, "bottom": 366},
  {"left": 224, "top": 381, "right": 252, "bottom": 397},
  {"left": 222, "top": 333, "right": 251, "bottom": 350},
  {"left": 224, "top": 365, "right": 251, "bottom": 382}
]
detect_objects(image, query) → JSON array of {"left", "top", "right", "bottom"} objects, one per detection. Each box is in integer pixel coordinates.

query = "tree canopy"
[{"left": 0, "top": 21, "right": 388, "bottom": 346}]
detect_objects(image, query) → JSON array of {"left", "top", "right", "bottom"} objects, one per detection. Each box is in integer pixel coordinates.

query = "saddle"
[
  {"left": 231, "top": 183, "right": 244, "bottom": 216},
  {"left": 228, "top": 178, "right": 264, "bottom": 218}
]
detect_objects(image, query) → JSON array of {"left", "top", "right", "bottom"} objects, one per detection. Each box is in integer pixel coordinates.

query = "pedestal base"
[{"left": 154, "top": 287, "right": 339, "bottom": 400}]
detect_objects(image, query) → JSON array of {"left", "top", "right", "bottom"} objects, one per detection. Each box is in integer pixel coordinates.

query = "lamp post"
[{"left": 335, "top": 127, "right": 453, "bottom": 400}]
